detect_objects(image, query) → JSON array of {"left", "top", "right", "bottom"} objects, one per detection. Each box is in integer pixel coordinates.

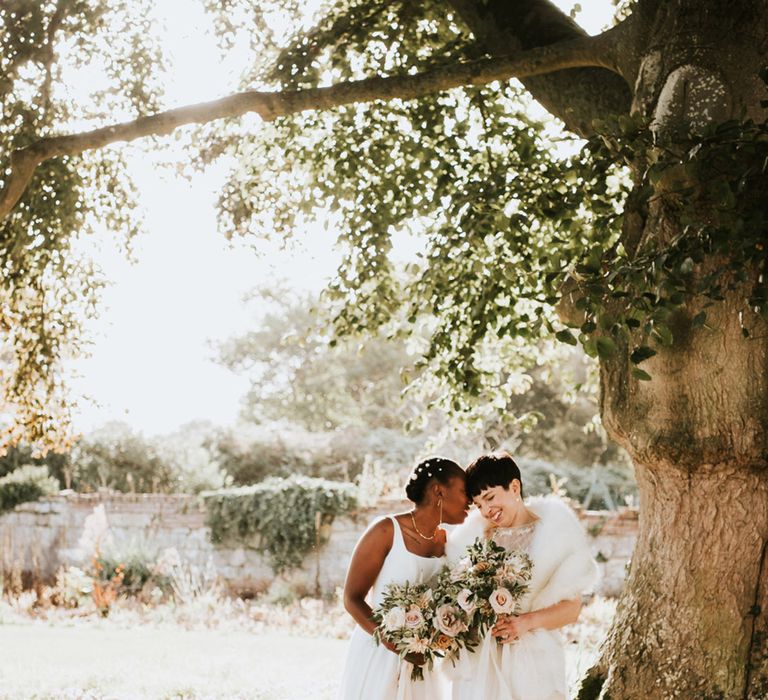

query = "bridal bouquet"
[
  {"left": 431, "top": 538, "right": 533, "bottom": 660},
  {"left": 372, "top": 581, "right": 441, "bottom": 680}
]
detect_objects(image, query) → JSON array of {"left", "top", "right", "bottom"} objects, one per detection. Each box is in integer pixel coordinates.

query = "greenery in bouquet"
[
  {"left": 432, "top": 538, "right": 533, "bottom": 661},
  {"left": 372, "top": 581, "right": 443, "bottom": 680}
]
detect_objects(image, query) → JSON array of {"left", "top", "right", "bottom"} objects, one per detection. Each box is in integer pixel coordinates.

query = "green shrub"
[
  {"left": 516, "top": 457, "right": 637, "bottom": 509},
  {"left": 203, "top": 475, "right": 358, "bottom": 573},
  {"left": 0, "top": 444, "right": 68, "bottom": 483},
  {"left": 94, "top": 543, "right": 171, "bottom": 596},
  {"left": 0, "top": 465, "right": 59, "bottom": 512}
]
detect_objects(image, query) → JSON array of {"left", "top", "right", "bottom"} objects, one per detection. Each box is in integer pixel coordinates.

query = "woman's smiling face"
[{"left": 473, "top": 480, "right": 522, "bottom": 527}]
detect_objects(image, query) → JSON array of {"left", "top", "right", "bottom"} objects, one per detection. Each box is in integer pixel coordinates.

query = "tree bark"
[{"left": 585, "top": 1, "right": 768, "bottom": 697}]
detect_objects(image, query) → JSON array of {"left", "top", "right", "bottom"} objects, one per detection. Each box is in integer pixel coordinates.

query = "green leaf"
[
  {"left": 595, "top": 336, "right": 617, "bottom": 359},
  {"left": 632, "top": 368, "right": 652, "bottom": 381},
  {"left": 653, "top": 325, "right": 674, "bottom": 346},
  {"left": 630, "top": 346, "right": 657, "bottom": 364},
  {"left": 581, "top": 337, "right": 598, "bottom": 358},
  {"left": 692, "top": 311, "right": 707, "bottom": 327},
  {"left": 555, "top": 329, "right": 578, "bottom": 345}
]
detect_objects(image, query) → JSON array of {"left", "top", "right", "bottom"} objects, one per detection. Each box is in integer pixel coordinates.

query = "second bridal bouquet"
[
  {"left": 372, "top": 540, "right": 533, "bottom": 678},
  {"left": 372, "top": 581, "right": 441, "bottom": 680},
  {"left": 431, "top": 538, "right": 533, "bottom": 660}
]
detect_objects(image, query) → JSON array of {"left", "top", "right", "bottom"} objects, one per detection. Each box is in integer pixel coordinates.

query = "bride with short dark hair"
[{"left": 447, "top": 452, "right": 598, "bottom": 700}]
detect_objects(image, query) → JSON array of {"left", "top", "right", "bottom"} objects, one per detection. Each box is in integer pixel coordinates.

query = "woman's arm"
[
  {"left": 492, "top": 598, "right": 582, "bottom": 643},
  {"left": 342, "top": 518, "right": 394, "bottom": 636}
]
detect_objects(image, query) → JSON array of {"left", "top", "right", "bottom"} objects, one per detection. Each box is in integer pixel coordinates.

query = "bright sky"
[{"left": 68, "top": 0, "right": 615, "bottom": 436}]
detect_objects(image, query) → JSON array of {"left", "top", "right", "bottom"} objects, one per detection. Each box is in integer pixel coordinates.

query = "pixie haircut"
[{"left": 465, "top": 452, "right": 524, "bottom": 500}]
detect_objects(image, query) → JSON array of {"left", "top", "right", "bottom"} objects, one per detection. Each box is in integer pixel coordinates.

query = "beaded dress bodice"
[{"left": 490, "top": 519, "right": 537, "bottom": 554}]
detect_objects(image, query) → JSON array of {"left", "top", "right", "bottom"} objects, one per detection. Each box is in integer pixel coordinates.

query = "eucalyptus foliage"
[{"left": 203, "top": 475, "right": 358, "bottom": 573}]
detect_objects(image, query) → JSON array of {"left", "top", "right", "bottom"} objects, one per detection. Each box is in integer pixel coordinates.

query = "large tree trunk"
[{"left": 585, "top": 1, "right": 768, "bottom": 697}]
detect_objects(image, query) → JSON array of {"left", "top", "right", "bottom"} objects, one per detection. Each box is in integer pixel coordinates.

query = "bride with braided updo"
[{"left": 338, "top": 457, "right": 471, "bottom": 700}]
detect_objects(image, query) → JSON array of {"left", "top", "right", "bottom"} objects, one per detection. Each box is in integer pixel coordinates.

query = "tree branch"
[
  {"left": 0, "top": 32, "right": 620, "bottom": 221},
  {"left": 447, "top": 0, "right": 634, "bottom": 136}
]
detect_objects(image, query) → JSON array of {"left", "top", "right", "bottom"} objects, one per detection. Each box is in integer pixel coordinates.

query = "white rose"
[
  {"left": 489, "top": 587, "right": 516, "bottom": 615},
  {"left": 404, "top": 605, "right": 425, "bottom": 629},
  {"left": 417, "top": 589, "right": 434, "bottom": 608},
  {"left": 434, "top": 603, "right": 468, "bottom": 637},
  {"left": 505, "top": 553, "right": 528, "bottom": 576},
  {"left": 456, "top": 588, "right": 476, "bottom": 614},
  {"left": 382, "top": 606, "right": 406, "bottom": 631},
  {"left": 451, "top": 557, "right": 471, "bottom": 581},
  {"left": 406, "top": 637, "right": 430, "bottom": 653}
]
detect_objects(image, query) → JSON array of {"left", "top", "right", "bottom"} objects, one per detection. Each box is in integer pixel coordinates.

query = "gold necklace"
[{"left": 410, "top": 500, "right": 442, "bottom": 541}]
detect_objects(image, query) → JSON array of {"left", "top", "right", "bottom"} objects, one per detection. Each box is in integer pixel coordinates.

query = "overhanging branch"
[
  {"left": 0, "top": 32, "right": 620, "bottom": 221},
  {"left": 447, "top": 0, "right": 634, "bottom": 136}
]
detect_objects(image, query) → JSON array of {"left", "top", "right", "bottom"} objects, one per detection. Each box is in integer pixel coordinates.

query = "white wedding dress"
[
  {"left": 338, "top": 515, "right": 449, "bottom": 700},
  {"left": 446, "top": 497, "right": 598, "bottom": 700}
]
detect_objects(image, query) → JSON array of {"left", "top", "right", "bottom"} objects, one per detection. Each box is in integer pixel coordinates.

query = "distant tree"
[
  {"left": 217, "top": 286, "right": 423, "bottom": 432},
  {"left": 71, "top": 422, "right": 176, "bottom": 493},
  {"left": 0, "top": 442, "right": 69, "bottom": 484},
  {"left": 219, "top": 286, "right": 628, "bottom": 474}
]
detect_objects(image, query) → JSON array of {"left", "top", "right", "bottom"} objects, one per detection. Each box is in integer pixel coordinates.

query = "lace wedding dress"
[{"left": 446, "top": 497, "right": 598, "bottom": 700}]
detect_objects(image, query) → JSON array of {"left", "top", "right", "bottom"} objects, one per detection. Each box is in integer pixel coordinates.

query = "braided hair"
[{"left": 405, "top": 457, "right": 464, "bottom": 504}]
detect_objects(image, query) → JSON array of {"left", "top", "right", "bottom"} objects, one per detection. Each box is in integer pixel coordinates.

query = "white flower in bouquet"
[
  {"left": 406, "top": 637, "right": 431, "bottom": 653},
  {"left": 382, "top": 605, "right": 407, "bottom": 631},
  {"left": 456, "top": 588, "right": 476, "bottom": 614},
  {"left": 489, "top": 587, "right": 516, "bottom": 615},
  {"left": 417, "top": 589, "right": 434, "bottom": 608},
  {"left": 434, "top": 603, "right": 469, "bottom": 637},
  {"left": 504, "top": 552, "right": 531, "bottom": 578},
  {"left": 404, "top": 605, "right": 425, "bottom": 629},
  {"left": 451, "top": 556, "right": 471, "bottom": 581}
]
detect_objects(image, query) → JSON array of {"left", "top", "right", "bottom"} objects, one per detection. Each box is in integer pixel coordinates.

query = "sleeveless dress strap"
[{"left": 388, "top": 515, "right": 404, "bottom": 552}]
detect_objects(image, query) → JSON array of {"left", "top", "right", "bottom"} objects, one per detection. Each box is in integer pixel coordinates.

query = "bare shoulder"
[
  {"left": 369, "top": 515, "right": 395, "bottom": 538},
  {"left": 357, "top": 515, "right": 395, "bottom": 551}
]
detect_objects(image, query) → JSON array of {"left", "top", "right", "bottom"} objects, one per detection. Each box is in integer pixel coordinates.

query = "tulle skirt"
[
  {"left": 338, "top": 626, "right": 449, "bottom": 700},
  {"left": 450, "top": 630, "right": 567, "bottom": 700}
]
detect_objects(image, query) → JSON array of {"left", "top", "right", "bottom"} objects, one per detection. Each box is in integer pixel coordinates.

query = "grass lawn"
[
  {"left": 0, "top": 596, "right": 613, "bottom": 699},
  {"left": 0, "top": 623, "right": 348, "bottom": 700}
]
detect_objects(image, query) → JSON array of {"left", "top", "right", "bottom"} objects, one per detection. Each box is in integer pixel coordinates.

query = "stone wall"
[{"left": 0, "top": 493, "right": 637, "bottom": 597}]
